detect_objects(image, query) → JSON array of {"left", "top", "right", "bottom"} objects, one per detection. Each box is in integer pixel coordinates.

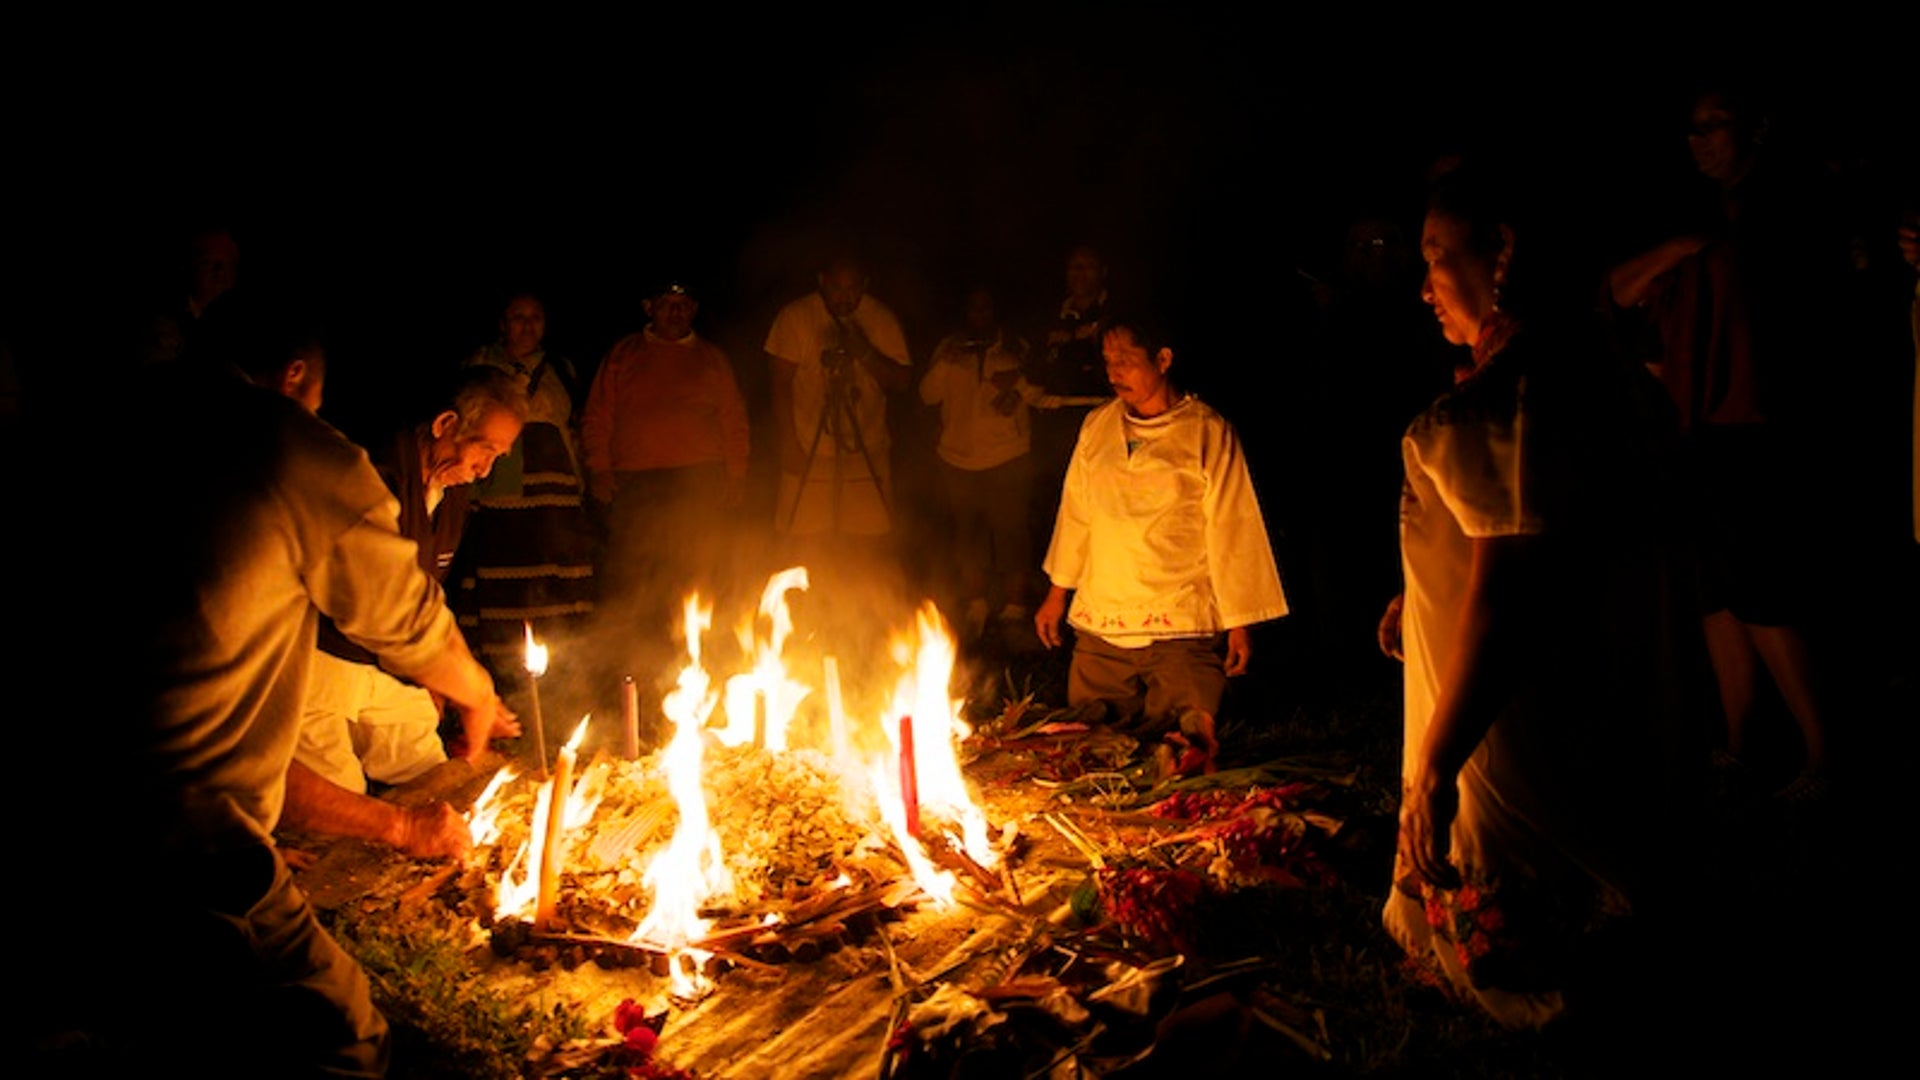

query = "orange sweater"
[{"left": 582, "top": 330, "right": 750, "bottom": 480}]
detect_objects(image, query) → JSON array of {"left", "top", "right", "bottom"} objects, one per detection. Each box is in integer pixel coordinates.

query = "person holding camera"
[
  {"left": 920, "top": 286, "right": 1045, "bottom": 644},
  {"left": 766, "top": 256, "right": 912, "bottom": 545}
]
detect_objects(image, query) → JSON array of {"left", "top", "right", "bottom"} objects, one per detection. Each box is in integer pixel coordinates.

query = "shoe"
[{"left": 1773, "top": 769, "right": 1830, "bottom": 805}]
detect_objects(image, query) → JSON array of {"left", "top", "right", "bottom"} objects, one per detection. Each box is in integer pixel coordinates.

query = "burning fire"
[
  {"left": 867, "top": 602, "right": 996, "bottom": 903},
  {"left": 630, "top": 596, "right": 734, "bottom": 998},
  {"left": 469, "top": 570, "right": 999, "bottom": 994},
  {"left": 466, "top": 766, "right": 518, "bottom": 848},
  {"left": 719, "top": 567, "right": 812, "bottom": 751}
]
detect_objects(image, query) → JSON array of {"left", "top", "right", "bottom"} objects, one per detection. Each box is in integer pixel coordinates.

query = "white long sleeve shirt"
[{"left": 1043, "top": 396, "right": 1287, "bottom": 646}]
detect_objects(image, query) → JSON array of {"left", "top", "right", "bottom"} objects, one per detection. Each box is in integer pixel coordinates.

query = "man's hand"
[
  {"left": 1377, "top": 593, "right": 1405, "bottom": 661},
  {"left": 1398, "top": 765, "right": 1461, "bottom": 890},
  {"left": 1223, "top": 627, "right": 1253, "bottom": 676},
  {"left": 1034, "top": 586, "right": 1069, "bottom": 649},
  {"left": 392, "top": 802, "right": 471, "bottom": 860},
  {"left": 456, "top": 694, "right": 518, "bottom": 763}
]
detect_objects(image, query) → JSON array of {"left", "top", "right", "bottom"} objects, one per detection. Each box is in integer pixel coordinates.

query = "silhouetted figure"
[
  {"left": 919, "top": 286, "right": 1042, "bottom": 646},
  {"left": 1028, "top": 245, "right": 1117, "bottom": 563},
  {"left": 138, "top": 225, "right": 240, "bottom": 367},
  {"left": 1608, "top": 86, "right": 1842, "bottom": 801}
]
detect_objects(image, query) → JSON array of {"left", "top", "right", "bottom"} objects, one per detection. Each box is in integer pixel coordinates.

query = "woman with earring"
[{"left": 1380, "top": 165, "right": 1694, "bottom": 1029}]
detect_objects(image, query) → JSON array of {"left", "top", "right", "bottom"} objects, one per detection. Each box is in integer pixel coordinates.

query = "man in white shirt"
[{"left": 1036, "top": 317, "right": 1288, "bottom": 738}]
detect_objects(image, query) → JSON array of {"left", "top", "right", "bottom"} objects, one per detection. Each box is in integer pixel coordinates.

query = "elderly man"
[
  {"left": 293, "top": 367, "right": 526, "bottom": 830},
  {"left": 31, "top": 317, "right": 516, "bottom": 1075},
  {"left": 582, "top": 281, "right": 749, "bottom": 612},
  {"left": 766, "top": 256, "right": 911, "bottom": 542}
]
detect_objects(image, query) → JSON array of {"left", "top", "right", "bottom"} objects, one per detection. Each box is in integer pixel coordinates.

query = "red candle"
[{"left": 899, "top": 714, "right": 920, "bottom": 839}]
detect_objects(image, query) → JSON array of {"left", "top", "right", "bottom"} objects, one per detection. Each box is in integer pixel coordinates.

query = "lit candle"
[
  {"left": 535, "top": 718, "right": 588, "bottom": 932},
  {"left": 622, "top": 675, "right": 640, "bottom": 760},
  {"left": 823, "top": 656, "right": 849, "bottom": 762},
  {"left": 899, "top": 714, "right": 920, "bottom": 839},
  {"left": 523, "top": 621, "right": 549, "bottom": 776}
]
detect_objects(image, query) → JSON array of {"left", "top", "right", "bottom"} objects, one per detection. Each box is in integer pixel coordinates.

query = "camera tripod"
[{"left": 781, "top": 343, "right": 890, "bottom": 533}]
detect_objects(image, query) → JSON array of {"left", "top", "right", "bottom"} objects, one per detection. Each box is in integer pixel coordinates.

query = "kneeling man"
[{"left": 1035, "top": 317, "right": 1288, "bottom": 749}]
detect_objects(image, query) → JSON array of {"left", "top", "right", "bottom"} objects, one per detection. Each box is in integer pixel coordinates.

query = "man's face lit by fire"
[
  {"left": 646, "top": 292, "right": 699, "bottom": 341},
  {"left": 500, "top": 297, "right": 546, "bottom": 359},
  {"left": 1419, "top": 211, "right": 1500, "bottom": 348},
  {"left": 425, "top": 403, "right": 523, "bottom": 489},
  {"left": 819, "top": 265, "right": 867, "bottom": 319},
  {"left": 1103, "top": 327, "right": 1173, "bottom": 417}
]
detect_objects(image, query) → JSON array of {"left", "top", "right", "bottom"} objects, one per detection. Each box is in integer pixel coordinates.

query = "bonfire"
[{"left": 463, "top": 569, "right": 1005, "bottom": 1000}]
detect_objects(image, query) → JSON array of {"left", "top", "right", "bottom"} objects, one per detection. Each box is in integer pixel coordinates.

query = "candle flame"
[{"left": 523, "top": 621, "right": 549, "bottom": 677}]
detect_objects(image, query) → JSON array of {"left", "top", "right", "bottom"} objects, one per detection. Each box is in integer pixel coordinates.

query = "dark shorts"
[{"left": 1068, "top": 631, "right": 1228, "bottom": 736}]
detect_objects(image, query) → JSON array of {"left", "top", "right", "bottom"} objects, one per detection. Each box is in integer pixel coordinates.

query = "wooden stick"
[{"left": 1043, "top": 813, "right": 1106, "bottom": 870}]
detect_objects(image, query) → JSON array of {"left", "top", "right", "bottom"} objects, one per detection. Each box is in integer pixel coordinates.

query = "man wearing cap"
[{"left": 582, "top": 282, "right": 750, "bottom": 605}]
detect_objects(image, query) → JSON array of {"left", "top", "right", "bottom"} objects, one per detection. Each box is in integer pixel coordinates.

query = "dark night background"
[
  {"left": 7, "top": 13, "right": 1910, "bottom": 406},
  {"left": 7, "top": 12, "right": 1912, "bottom": 676}
]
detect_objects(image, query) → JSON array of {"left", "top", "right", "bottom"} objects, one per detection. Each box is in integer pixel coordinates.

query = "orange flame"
[
  {"left": 719, "top": 567, "right": 812, "bottom": 750},
  {"left": 631, "top": 596, "right": 733, "bottom": 998},
  {"left": 465, "top": 766, "right": 518, "bottom": 849},
  {"left": 863, "top": 602, "right": 996, "bottom": 904},
  {"left": 523, "top": 621, "right": 549, "bottom": 677}
]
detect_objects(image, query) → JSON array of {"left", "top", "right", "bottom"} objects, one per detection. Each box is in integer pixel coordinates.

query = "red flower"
[
  {"left": 615, "top": 998, "right": 649, "bottom": 1034},
  {"left": 624, "top": 1026, "right": 659, "bottom": 1056}
]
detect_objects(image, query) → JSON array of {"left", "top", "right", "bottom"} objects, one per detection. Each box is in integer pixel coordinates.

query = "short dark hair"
[{"left": 1099, "top": 313, "right": 1168, "bottom": 358}]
